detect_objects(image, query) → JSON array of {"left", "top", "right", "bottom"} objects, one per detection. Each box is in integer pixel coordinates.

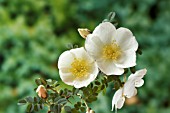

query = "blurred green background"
[{"left": 0, "top": 0, "right": 170, "bottom": 113}]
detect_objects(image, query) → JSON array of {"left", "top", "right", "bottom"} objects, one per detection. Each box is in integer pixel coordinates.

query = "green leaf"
[
  {"left": 50, "top": 104, "right": 55, "bottom": 112},
  {"left": 57, "top": 98, "right": 67, "bottom": 105},
  {"left": 39, "top": 104, "right": 44, "bottom": 109},
  {"left": 40, "top": 78, "right": 47, "bottom": 85},
  {"left": 25, "top": 97, "right": 34, "bottom": 103},
  {"left": 53, "top": 104, "right": 61, "bottom": 113},
  {"left": 86, "top": 96, "right": 97, "bottom": 103},
  {"left": 34, "top": 97, "right": 40, "bottom": 103},
  {"left": 100, "top": 85, "right": 105, "bottom": 90},
  {"left": 73, "top": 88, "right": 79, "bottom": 95},
  {"left": 95, "top": 81, "right": 100, "bottom": 85},
  {"left": 54, "top": 97, "right": 62, "bottom": 103},
  {"left": 35, "top": 79, "right": 42, "bottom": 85},
  {"left": 64, "top": 106, "right": 71, "bottom": 112},
  {"left": 17, "top": 99, "right": 27, "bottom": 105},
  {"left": 34, "top": 104, "right": 39, "bottom": 111},
  {"left": 93, "top": 86, "right": 98, "bottom": 92},
  {"left": 71, "top": 108, "right": 80, "bottom": 113},
  {"left": 59, "top": 90, "right": 63, "bottom": 95},
  {"left": 74, "top": 104, "right": 80, "bottom": 110},
  {"left": 77, "top": 102, "right": 81, "bottom": 106},
  {"left": 26, "top": 104, "right": 34, "bottom": 112},
  {"left": 80, "top": 107, "right": 86, "bottom": 112}
]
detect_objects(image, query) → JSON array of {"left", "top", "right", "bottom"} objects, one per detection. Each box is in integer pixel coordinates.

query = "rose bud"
[{"left": 36, "top": 85, "right": 47, "bottom": 99}]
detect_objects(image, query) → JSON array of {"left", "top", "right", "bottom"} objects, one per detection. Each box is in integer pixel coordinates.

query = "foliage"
[{"left": 0, "top": 0, "right": 170, "bottom": 113}]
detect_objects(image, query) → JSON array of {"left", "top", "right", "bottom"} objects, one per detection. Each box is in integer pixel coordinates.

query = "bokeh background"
[{"left": 0, "top": 0, "right": 170, "bottom": 113}]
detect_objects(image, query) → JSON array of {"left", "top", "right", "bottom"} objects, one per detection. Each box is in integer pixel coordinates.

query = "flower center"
[
  {"left": 102, "top": 41, "right": 121, "bottom": 60},
  {"left": 69, "top": 58, "right": 90, "bottom": 78}
]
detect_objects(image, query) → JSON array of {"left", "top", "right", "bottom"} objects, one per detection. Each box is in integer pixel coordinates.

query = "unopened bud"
[
  {"left": 36, "top": 85, "right": 47, "bottom": 99},
  {"left": 78, "top": 28, "right": 91, "bottom": 39}
]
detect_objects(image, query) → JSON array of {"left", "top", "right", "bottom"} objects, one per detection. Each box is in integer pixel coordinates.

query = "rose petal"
[
  {"left": 97, "top": 59, "right": 124, "bottom": 75},
  {"left": 115, "top": 27, "right": 138, "bottom": 51},
  {"left": 93, "top": 22, "right": 116, "bottom": 44},
  {"left": 115, "top": 50, "right": 136, "bottom": 68}
]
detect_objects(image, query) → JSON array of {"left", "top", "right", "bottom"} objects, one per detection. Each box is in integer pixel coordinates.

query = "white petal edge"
[
  {"left": 97, "top": 59, "right": 124, "bottom": 75},
  {"left": 135, "top": 79, "right": 144, "bottom": 87},
  {"left": 128, "top": 69, "right": 147, "bottom": 80},
  {"left": 85, "top": 34, "right": 103, "bottom": 60},
  {"left": 70, "top": 47, "right": 94, "bottom": 63},
  {"left": 58, "top": 50, "right": 75, "bottom": 69},
  {"left": 112, "top": 88, "right": 123, "bottom": 111},
  {"left": 117, "top": 96, "right": 125, "bottom": 109},
  {"left": 115, "top": 50, "right": 136, "bottom": 68},
  {"left": 123, "top": 79, "right": 136, "bottom": 98},
  {"left": 115, "top": 27, "right": 138, "bottom": 51},
  {"left": 59, "top": 70, "right": 74, "bottom": 86},
  {"left": 93, "top": 22, "right": 116, "bottom": 44}
]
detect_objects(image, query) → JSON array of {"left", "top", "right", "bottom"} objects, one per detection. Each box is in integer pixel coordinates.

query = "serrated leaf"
[
  {"left": 77, "top": 102, "right": 81, "bottom": 106},
  {"left": 40, "top": 78, "right": 47, "bottom": 85},
  {"left": 54, "top": 97, "right": 62, "bottom": 103},
  {"left": 71, "top": 108, "right": 80, "bottom": 113},
  {"left": 74, "top": 104, "right": 79, "bottom": 110},
  {"left": 26, "top": 104, "right": 34, "bottom": 112},
  {"left": 57, "top": 98, "right": 67, "bottom": 105},
  {"left": 35, "top": 79, "right": 42, "bottom": 85},
  {"left": 34, "top": 104, "right": 39, "bottom": 111},
  {"left": 50, "top": 104, "right": 55, "bottom": 112},
  {"left": 25, "top": 97, "right": 34, "bottom": 103},
  {"left": 95, "top": 81, "right": 100, "bottom": 85},
  {"left": 59, "top": 90, "right": 63, "bottom": 95},
  {"left": 93, "top": 86, "right": 98, "bottom": 92},
  {"left": 64, "top": 106, "right": 71, "bottom": 112},
  {"left": 101, "top": 85, "right": 105, "bottom": 90},
  {"left": 17, "top": 99, "right": 27, "bottom": 105},
  {"left": 80, "top": 107, "right": 85, "bottom": 112},
  {"left": 34, "top": 97, "right": 40, "bottom": 103},
  {"left": 39, "top": 104, "right": 44, "bottom": 109},
  {"left": 73, "top": 88, "right": 79, "bottom": 95}
]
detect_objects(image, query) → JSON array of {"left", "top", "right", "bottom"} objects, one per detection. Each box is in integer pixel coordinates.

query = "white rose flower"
[
  {"left": 85, "top": 22, "right": 138, "bottom": 75},
  {"left": 112, "top": 69, "right": 147, "bottom": 111},
  {"left": 58, "top": 47, "right": 99, "bottom": 88}
]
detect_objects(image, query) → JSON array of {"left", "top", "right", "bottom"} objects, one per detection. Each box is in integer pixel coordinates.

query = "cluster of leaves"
[{"left": 18, "top": 78, "right": 68, "bottom": 113}]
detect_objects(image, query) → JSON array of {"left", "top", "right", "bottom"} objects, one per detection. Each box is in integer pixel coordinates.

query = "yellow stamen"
[
  {"left": 102, "top": 41, "right": 121, "bottom": 60},
  {"left": 69, "top": 58, "right": 90, "bottom": 78}
]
